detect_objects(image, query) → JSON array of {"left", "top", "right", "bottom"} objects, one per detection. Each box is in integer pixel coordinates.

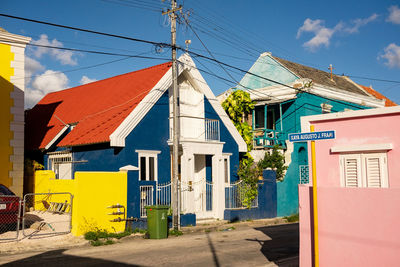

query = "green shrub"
[{"left": 284, "top": 214, "right": 299, "bottom": 222}]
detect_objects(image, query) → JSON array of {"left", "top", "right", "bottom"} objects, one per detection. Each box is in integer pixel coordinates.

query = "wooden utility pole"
[{"left": 163, "top": 0, "right": 182, "bottom": 231}]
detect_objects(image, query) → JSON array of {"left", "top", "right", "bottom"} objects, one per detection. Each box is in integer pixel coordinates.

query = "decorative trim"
[
  {"left": 135, "top": 150, "right": 161, "bottom": 155},
  {"left": 331, "top": 143, "right": 393, "bottom": 153},
  {"left": 301, "top": 106, "right": 400, "bottom": 133},
  {"left": 45, "top": 125, "right": 70, "bottom": 150},
  {"left": 119, "top": 165, "right": 139, "bottom": 171}
]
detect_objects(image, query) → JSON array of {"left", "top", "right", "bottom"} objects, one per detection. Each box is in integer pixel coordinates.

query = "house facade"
[
  {"left": 218, "top": 52, "right": 390, "bottom": 216},
  {"left": 0, "top": 28, "right": 30, "bottom": 197},
  {"left": 26, "top": 54, "right": 247, "bottom": 221},
  {"left": 299, "top": 106, "right": 400, "bottom": 266}
]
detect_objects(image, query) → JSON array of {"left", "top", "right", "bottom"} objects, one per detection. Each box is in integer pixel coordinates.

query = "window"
[
  {"left": 222, "top": 154, "right": 231, "bottom": 184},
  {"left": 340, "top": 153, "right": 388, "bottom": 188},
  {"left": 136, "top": 150, "right": 161, "bottom": 181},
  {"left": 48, "top": 151, "right": 73, "bottom": 180}
]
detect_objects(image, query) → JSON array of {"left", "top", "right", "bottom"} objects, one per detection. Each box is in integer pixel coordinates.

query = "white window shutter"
[
  {"left": 364, "top": 153, "right": 388, "bottom": 188},
  {"left": 344, "top": 157, "right": 360, "bottom": 187}
]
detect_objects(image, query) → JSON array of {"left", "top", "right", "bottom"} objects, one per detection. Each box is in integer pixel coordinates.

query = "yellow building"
[{"left": 0, "top": 28, "right": 31, "bottom": 196}]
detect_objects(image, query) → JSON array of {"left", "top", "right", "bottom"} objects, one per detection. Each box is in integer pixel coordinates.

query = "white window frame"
[
  {"left": 48, "top": 151, "right": 73, "bottom": 180},
  {"left": 340, "top": 152, "right": 388, "bottom": 188},
  {"left": 136, "top": 150, "right": 161, "bottom": 181}
]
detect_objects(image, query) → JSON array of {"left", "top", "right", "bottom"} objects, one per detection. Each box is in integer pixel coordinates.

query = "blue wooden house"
[
  {"left": 218, "top": 52, "right": 390, "bottom": 217},
  {"left": 25, "top": 54, "right": 262, "bottom": 223}
]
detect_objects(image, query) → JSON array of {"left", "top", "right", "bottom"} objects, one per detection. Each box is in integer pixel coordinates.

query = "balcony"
[
  {"left": 253, "top": 129, "right": 286, "bottom": 149},
  {"left": 170, "top": 117, "right": 220, "bottom": 142}
]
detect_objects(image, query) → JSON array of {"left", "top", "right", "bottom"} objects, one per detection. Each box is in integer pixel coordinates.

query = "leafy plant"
[
  {"left": 169, "top": 229, "right": 183, "bottom": 236},
  {"left": 284, "top": 213, "right": 299, "bottom": 222},
  {"left": 222, "top": 90, "right": 254, "bottom": 152},
  {"left": 257, "top": 145, "right": 287, "bottom": 181},
  {"left": 84, "top": 228, "right": 132, "bottom": 246},
  {"left": 237, "top": 161, "right": 260, "bottom": 209}
]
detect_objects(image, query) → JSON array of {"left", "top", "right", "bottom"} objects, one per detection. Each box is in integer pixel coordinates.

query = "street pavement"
[{"left": 0, "top": 222, "right": 299, "bottom": 267}]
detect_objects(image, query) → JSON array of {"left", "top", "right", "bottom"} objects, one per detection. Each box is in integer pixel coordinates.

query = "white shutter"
[
  {"left": 343, "top": 157, "right": 361, "bottom": 187},
  {"left": 364, "top": 153, "right": 388, "bottom": 188}
]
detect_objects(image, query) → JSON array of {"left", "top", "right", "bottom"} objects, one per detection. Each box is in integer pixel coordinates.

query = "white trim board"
[{"left": 331, "top": 143, "right": 393, "bottom": 153}]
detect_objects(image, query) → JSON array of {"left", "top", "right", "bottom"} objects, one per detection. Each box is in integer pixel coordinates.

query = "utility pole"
[{"left": 163, "top": 0, "right": 182, "bottom": 231}]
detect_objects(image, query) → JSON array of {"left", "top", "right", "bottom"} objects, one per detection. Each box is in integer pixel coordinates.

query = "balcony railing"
[
  {"left": 253, "top": 129, "right": 286, "bottom": 149},
  {"left": 170, "top": 117, "right": 220, "bottom": 142}
]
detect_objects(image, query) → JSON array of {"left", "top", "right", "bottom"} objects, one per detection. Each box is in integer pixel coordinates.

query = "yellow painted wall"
[
  {"left": 0, "top": 43, "right": 14, "bottom": 188},
  {"left": 34, "top": 170, "right": 128, "bottom": 236}
]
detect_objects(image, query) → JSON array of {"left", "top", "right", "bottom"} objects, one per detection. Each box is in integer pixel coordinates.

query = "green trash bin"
[{"left": 145, "top": 205, "right": 169, "bottom": 239}]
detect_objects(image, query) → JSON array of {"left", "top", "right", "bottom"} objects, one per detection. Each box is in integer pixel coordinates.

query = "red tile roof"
[
  {"left": 358, "top": 84, "right": 397, "bottom": 107},
  {"left": 26, "top": 62, "right": 172, "bottom": 150}
]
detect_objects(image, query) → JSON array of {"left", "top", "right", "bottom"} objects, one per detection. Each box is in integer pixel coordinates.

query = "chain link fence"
[
  {"left": 0, "top": 195, "right": 21, "bottom": 241},
  {"left": 22, "top": 193, "right": 73, "bottom": 238}
]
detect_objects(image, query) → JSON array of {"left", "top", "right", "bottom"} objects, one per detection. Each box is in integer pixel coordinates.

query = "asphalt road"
[{"left": 0, "top": 223, "right": 299, "bottom": 267}]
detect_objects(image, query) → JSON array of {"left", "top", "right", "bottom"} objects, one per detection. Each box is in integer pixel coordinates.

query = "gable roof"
[
  {"left": 358, "top": 84, "right": 397, "bottom": 107},
  {"left": 26, "top": 62, "right": 172, "bottom": 150},
  {"left": 271, "top": 55, "right": 369, "bottom": 96}
]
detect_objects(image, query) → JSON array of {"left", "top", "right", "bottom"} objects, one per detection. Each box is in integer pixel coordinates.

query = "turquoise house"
[{"left": 218, "top": 52, "right": 388, "bottom": 217}]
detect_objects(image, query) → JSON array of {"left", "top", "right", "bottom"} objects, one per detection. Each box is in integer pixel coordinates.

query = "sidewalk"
[{"left": 0, "top": 217, "right": 291, "bottom": 256}]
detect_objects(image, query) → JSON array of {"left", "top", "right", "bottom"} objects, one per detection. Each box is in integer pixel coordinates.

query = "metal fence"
[
  {"left": 205, "top": 119, "right": 220, "bottom": 141},
  {"left": 225, "top": 181, "right": 258, "bottom": 209},
  {"left": 156, "top": 182, "right": 171, "bottom": 206},
  {"left": 22, "top": 193, "right": 73, "bottom": 238},
  {"left": 299, "top": 165, "right": 309, "bottom": 184},
  {"left": 206, "top": 181, "right": 213, "bottom": 211},
  {"left": 140, "top": 186, "right": 154, "bottom": 218},
  {"left": 0, "top": 195, "right": 22, "bottom": 241}
]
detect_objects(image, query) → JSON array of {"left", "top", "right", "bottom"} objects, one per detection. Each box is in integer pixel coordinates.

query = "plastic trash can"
[{"left": 145, "top": 205, "right": 169, "bottom": 239}]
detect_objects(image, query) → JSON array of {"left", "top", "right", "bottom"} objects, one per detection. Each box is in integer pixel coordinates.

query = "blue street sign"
[{"left": 288, "top": 130, "right": 335, "bottom": 142}]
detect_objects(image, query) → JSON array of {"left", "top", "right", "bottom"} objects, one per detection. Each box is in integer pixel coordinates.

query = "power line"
[{"left": 347, "top": 75, "right": 400, "bottom": 84}]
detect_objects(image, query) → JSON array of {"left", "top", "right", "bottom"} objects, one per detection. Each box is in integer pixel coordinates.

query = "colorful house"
[
  {"left": 299, "top": 106, "right": 400, "bottom": 267},
  {"left": 218, "top": 52, "right": 392, "bottom": 217},
  {"left": 0, "top": 28, "right": 30, "bottom": 197},
  {"left": 26, "top": 54, "right": 250, "bottom": 222}
]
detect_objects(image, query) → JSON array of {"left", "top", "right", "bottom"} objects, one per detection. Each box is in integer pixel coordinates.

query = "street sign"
[{"left": 288, "top": 130, "right": 335, "bottom": 142}]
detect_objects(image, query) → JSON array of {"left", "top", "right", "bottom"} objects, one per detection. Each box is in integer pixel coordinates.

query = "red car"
[{"left": 0, "top": 184, "right": 21, "bottom": 226}]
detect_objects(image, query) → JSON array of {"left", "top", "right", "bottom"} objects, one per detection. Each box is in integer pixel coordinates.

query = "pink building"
[{"left": 299, "top": 106, "right": 400, "bottom": 267}]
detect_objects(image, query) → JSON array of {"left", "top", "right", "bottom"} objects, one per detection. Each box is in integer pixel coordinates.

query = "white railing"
[
  {"left": 225, "top": 180, "right": 258, "bottom": 209},
  {"left": 156, "top": 182, "right": 171, "bottom": 206},
  {"left": 140, "top": 185, "right": 154, "bottom": 218},
  {"left": 205, "top": 119, "right": 220, "bottom": 141}
]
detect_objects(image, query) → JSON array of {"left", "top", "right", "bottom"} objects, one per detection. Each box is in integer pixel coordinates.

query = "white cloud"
[
  {"left": 80, "top": 75, "right": 97, "bottom": 85},
  {"left": 297, "top": 18, "right": 343, "bottom": 51},
  {"left": 344, "top": 13, "right": 378, "bottom": 33},
  {"left": 25, "top": 70, "right": 69, "bottom": 108},
  {"left": 30, "top": 34, "right": 78, "bottom": 65},
  {"left": 297, "top": 14, "right": 378, "bottom": 52},
  {"left": 379, "top": 43, "right": 400, "bottom": 68},
  {"left": 387, "top": 5, "right": 400, "bottom": 24},
  {"left": 24, "top": 56, "right": 45, "bottom": 84}
]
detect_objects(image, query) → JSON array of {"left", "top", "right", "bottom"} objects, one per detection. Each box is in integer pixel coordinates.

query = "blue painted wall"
[
  {"left": 276, "top": 92, "right": 369, "bottom": 217},
  {"left": 237, "top": 54, "right": 298, "bottom": 90}
]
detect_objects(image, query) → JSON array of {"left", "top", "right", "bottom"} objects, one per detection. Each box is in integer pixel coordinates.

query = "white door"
[{"left": 193, "top": 155, "right": 214, "bottom": 219}]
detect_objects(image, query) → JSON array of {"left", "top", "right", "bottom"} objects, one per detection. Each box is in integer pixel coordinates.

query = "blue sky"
[{"left": 1, "top": 0, "right": 400, "bottom": 108}]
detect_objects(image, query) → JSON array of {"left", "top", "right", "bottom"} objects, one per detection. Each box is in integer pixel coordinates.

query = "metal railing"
[
  {"left": 205, "top": 119, "right": 220, "bottom": 141},
  {"left": 299, "top": 165, "right": 309, "bottom": 184},
  {"left": 156, "top": 182, "right": 171, "bottom": 206},
  {"left": 22, "top": 193, "right": 73, "bottom": 238},
  {"left": 206, "top": 181, "right": 213, "bottom": 211},
  {"left": 253, "top": 129, "right": 286, "bottom": 148},
  {"left": 140, "top": 186, "right": 154, "bottom": 218},
  {"left": 225, "top": 180, "right": 258, "bottom": 209}
]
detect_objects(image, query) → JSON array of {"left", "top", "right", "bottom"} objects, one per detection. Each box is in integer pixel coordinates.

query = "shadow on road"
[
  {"left": 1, "top": 249, "right": 142, "bottom": 267},
  {"left": 248, "top": 223, "right": 299, "bottom": 267}
]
